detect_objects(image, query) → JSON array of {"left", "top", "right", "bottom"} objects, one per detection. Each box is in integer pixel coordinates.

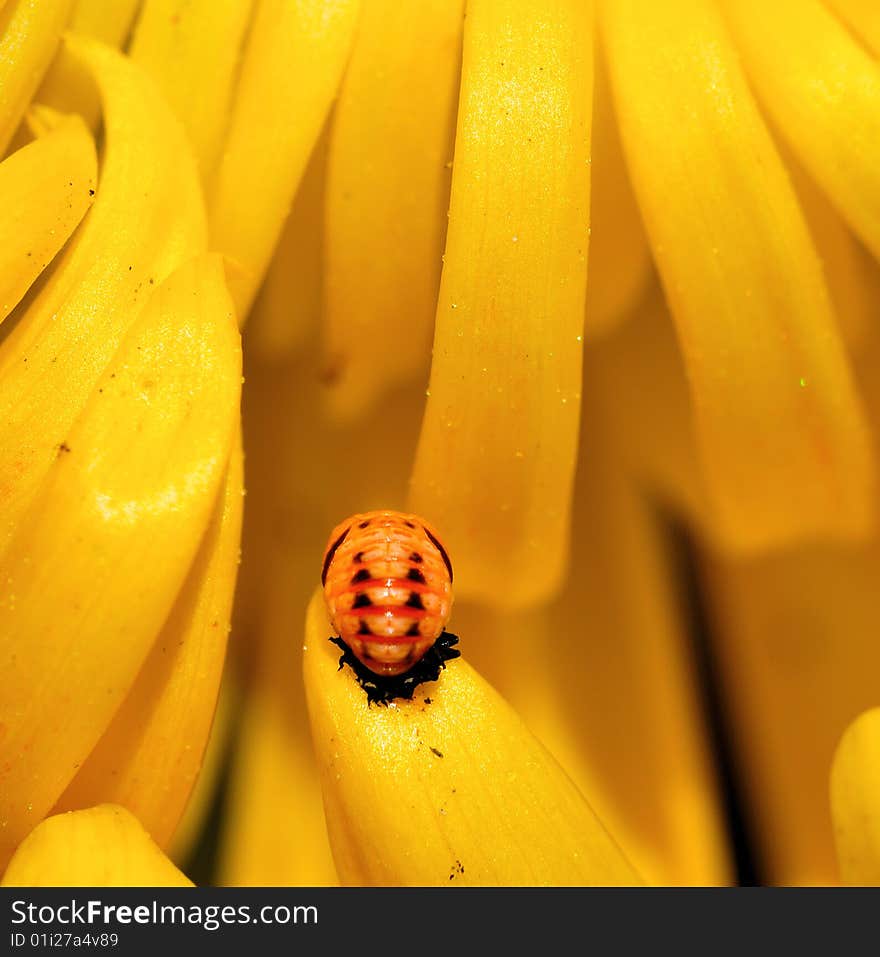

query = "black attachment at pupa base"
[{"left": 329, "top": 631, "right": 460, "bottom": 706}]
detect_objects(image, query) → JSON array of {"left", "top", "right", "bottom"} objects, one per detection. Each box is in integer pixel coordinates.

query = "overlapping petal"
[
  {"left": 0, "top": 0, "right": 73, "bottom": 153},
  {"left": 724, "top": 0, "right": 880, "bottom": 261},
  {"left": 245, "top": 132, "right": 328, "bottom": 363},
  {"left": 587, "top": 289, "right": 706, "bottom": 526},
  {"left": 218, "top": 680, "right": 338, "bottom": 887},
  {"left": 209, "top": 0, "right": 361, "bottom": 318},
  {"left": 0, "top": 35, "right": 206, "bottom": 554},
  {"left": 55, "top": 426, "right": 244, "bottom": 849},
  {"left": 0, "top": 254, "right": 241, "bottom": 867},
  {"left": 409, "top": 0, "right": 593, "bottom": 609},
  {"left": 584, "top": 43, "right": 651, "bottom": 337},
  {"left": 36, "top": 0, "right": 141, "bottom": 128},
  {"left": 322, "top": 0, "right": 463, "bottom": 419},
  {"left": 454, "top": 374, "right": 727, "bottom": 886},
  {"left": 130, "top": 0, "right": 254, "bottom": 180},
  {"left": 600, "top": 0, "right": 874, "bottom": 552},
  {"left": 0, "top": 111, "right": 95, "bottom": 324},
  {"left": 169, "top": 677, "right": 235, "bottom": 865},
  {"left": 786, "top": 151, "right": 880, "bottom": 350},
  {"left": 824, "top": 0, "right": 880, "bottom": 56}
]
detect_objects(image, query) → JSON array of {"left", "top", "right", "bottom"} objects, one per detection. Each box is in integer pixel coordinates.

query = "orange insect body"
[{"left": 322, "top": 510, "right": 454, "bottom": 677}]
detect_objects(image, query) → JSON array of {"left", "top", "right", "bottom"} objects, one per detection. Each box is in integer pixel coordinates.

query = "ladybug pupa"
[{"left": 321, "top": 510, "right": 460, "bottom": 703}]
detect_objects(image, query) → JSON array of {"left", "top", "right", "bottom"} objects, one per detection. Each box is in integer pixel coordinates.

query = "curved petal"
[
  {"left": 0, "top": 35, "right": 206, "bottom": 555},
  {"left": 1, "top": 806, "right": 192, "bottom": 887},
  {"left": 600, "top": 0, "right": 874, "bottom": 551},
  {"left": 0, "top": 255, "right": 241, "bottom": 868},
  {"left": 409, "top": 0, "right": 594, "bottom": 608},
  {"left": 245, "top": 131, "right": 328, "bottom": 363},
  {"left": 208, "top": 0, "right": 361, "bottom": 319},
  {"left": 457, "top": 386, "right": 730, "bottom": 885},
  {"left": 322, "top": 0, "right": 463, "bottom": 419},
  {"left": 55, "top": 427, "right": 245, "bottom": 849},
  {"left": 824, "top": 0, "right": 880, "bottom": 56},
  {"left": 584, "top": 41, "right": 651, "bottom": 337},
  {"left": 168, "top": 675, "right": 235, "bottom": 865},
  {"left": 60, "top": 0, "right": 141, "bottom": 40},
  {"left": 0, "top": 0, "right": 73, "bottom": 154},
  {"left": 724, "top": 0, "right": 880, "bottom": 261},
  {"left": 218, "top": 678, "right": 338, "bottom": 887},
  {"left": 587, "top": 290, "right": 707, "bottom": 527},
  {"left": 831, "top": 708, "right": 880, "bottom": 885},
  {"left": 36, "top": 0, "right": 142, "bottom": 128},
  {"left": 785, "top": 148, "right": 880, "bottom": 350},
  {"left": 0, "top": 112, "right": 96, "bottom": 324},
  {"left": 303, "top": 589, "right": 640, "bottom": 886},
  {"left": 129, "top": 0, "right": 254, "bottom": 179}
]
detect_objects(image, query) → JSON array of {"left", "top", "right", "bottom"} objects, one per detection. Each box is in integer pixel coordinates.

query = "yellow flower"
[
  {"left": 0, "top": 27, "right": 241, "bottom": 874},
  {"left": 2, "top": 0, "right": 880, "bottom": 889}
]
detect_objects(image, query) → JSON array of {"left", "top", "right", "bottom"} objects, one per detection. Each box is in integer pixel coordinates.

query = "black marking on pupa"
[{"left": 329, "top": 631, "right": 461, "bottom": 706}]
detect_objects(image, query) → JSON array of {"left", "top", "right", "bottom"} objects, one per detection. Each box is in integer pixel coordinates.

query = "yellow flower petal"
[
  {"left": 54, "top": 427, "right": 245, "bottom": 849},
  {"left": 209, "top": 0, "right": 360, "bottom": 319},
  {"left": 786, "top": 149, "right": 879, "bottom": 350},
  {"left": 831, "top": 708, "right": 880, "bottom": 885},
  {"left": 593, "top": 269, "right": 875, "bottom": 523},
  {"left": 455, "top": 390, "right": 728, "bottom": 886},
  {"left": 0, "top": 255, "right": 241, "bottom": 868},
  {"left": 222, "top": 348, "right": 426, "bottom": 884},
  {"left": 0, "top": 34, "right": 206, "bottom": 554},
  {"left": 559, "top": 447, "right": 727, "bottom": 887},
  {"left": 409, "top": 0, "right": 593, "bottom": 608},
  {"left": 36, "top": 0, "right": 142, "bottom": 128},
  {"left": 0, "top": 0, "right": 73, "bottom": 154},
  {"left": 584, "top": 42, "right": 651, "bottom": 337},
  {"left": 218, "top": 678, "right": 338, "bottom": 887},
  {"left": 1, "top": 806, "right": 192, "bottom": 887},
  {"left": 245, "top": 131, "right": 328, "bottom": 363},
  {"left": 0, "top": 112, "right": 95, "bottom": 324},
  {"left": 600, "top": 0, "right": 874, "bottom": 552},
  {"left": 130, "top": 0, "right": 254, "bottom": 179},
  {"left": 62, "top": 0, "right": 142, "bottom": 39},
  {"left": 169, "top": 674, "right": 235, "bottom": 864},
  {"left": 858, "top": 322, "right": 880, "bottom": 432},
  {"left": 303, "top": 589, "right": 640, "bottom": 886},
  {"left": 824, "top": 0, "right": 880, "bottom": 57},
  {"left": 322, "top": 0, "right": 462, "bottom": 420},
  {"left": 724, "top": 0, "right": 880, "bottom": 261},
  {"left": 703, "top": 539, "right": 880, "bottom": 884},
  {"left": 588, "top": 290, "right": 706, "bottom": 527}
]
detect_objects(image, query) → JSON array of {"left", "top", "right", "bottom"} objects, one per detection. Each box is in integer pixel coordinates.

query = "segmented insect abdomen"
[{"left": 322, "top": 510, "right": 453, "bottom": 676}]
